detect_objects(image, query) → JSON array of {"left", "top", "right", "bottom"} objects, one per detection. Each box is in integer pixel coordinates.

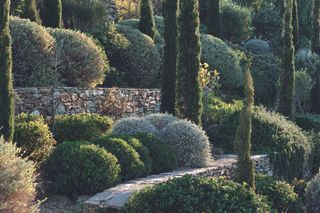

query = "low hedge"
[
  {"left": 92, "top": 136, "right": 146, "bottom": 180},
  {"left": 124, "top": 175, "right": 270, "bottom": 213},
  {"left": 53, "top": 113, "right": 113, "bottom": 143},
  {"left": 42, "top": 141, "right": 120, "bottom": 195},
  {"left": 14, "top": 114, "right": 56, "bottom": 163},
  {"left": 206, "top": 97, "right": 311, "bottom": 181}
]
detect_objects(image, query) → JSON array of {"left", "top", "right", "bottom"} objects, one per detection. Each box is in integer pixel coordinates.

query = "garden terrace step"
[{"left": 84, "top": 155, "right": 271, "bottom": 211}]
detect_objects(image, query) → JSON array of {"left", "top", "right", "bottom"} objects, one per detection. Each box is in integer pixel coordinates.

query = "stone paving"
[{"left": 84, "top": 155, "right": 271, "bottom": 210}]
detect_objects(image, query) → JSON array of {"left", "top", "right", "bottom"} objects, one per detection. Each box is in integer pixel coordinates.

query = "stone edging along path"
[{"left": 84, "top": 155, "right": 271, "bottom": 210}]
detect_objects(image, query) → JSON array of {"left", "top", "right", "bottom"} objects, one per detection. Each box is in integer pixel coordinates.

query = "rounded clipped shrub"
[
  {"left": 14, "top": 114, "right": 56, "bottom": 163},
  {"left": 160, "top": 120, "right": 212, "bottom": 168},
  {"left": 114, "top": 135, "right": 152, "bottom": 175},
  {"left": 256, "top": 174, "right": 299, "bottom": 212},
  {"left": 112, "top": 117, "right": 158, "bottom": 136},
  {"left": 305, "top": 171, "right": 320, "bottom": 213},
  {"left": 113, "top": 25, "right": 162, "bottom": 88},
  {"left": 250, "top": 53, "right": 281, "bottom": 108},
  {"left": 42, "top": 141, "right": 120, "bottom": 195},
  {"left": 207, "top": 98, "right": 311, "bottom": 180},
  {"left": 0, "top": 138, "right": 38, "bottom": 212},
  {"left": 145, "top": 113, "right": 178, "bottom": 130},
  {"left": 53, "top": 113, "right": 113, "bottom": 143},
  {"left": 118, "top": 133, "right": 178, "bottom": 174},
  {"left": 93, "top": 136, "right": 146, "bottom": 180},
  {"left": 49, "top": 28, "right": 108, "bottom": 87},
  {"left": 220, "top": 1, "right": 252, "bottom": 43},
  {"left": 242, "top": 39, "right": 271, "bottom": 54},
  {"left": 124, "top": 175, "right": 270, "bottom": 213},
  {"left": 252, "top": 7, "right": 281, "bottom": 39},
  {"left": 201, "top": 34, "right": 243, "bottom": 91},
  {"left": 10, "top": 16, "right": 55, "bottom": 87}
]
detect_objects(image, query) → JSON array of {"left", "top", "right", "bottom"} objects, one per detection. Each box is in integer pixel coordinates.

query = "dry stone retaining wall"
[{"left": 15, "top": 87, "right": 161, "bottom": 119}]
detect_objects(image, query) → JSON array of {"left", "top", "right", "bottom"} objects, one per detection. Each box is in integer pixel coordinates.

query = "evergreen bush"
[
  {"left": 294, "top": 114, "right": 320, "bottom": 132},
  {"left": 256, "top": 174, "right": 299, "bottom": 212},
  {"left": 14, "top": 114, "right": 56, "bottom": 163},
  {"left": 93, "top": 136, "right": 146, "bottom": 180},
  {"left": 49, "top": 28, "right": 108, "bottom": 87},
  {"left": 0, "top": 138, "right": 38, "bottom": 212},
  {"left": 10, "top": 17, "right": 55, "bottom": 87},
  {"left": 43, "top": 141, "right": 120, "bottom": 195},
  {"left": 53, "top": 113, "right": 113, "bottom": 143},
  {"left": 207, "top": 100, "right": 311, "bottom": 180},
  {"left": 305, "top": 171, "right": 320, "bottom": 212},
  {"left": 118, "top": 133, "right": 178, "bottom": 174},
  {"left": 41, "top": 0, "right": 62, "bottom": 28},
  {"left": 160, "top": 120, "right": 211, "bottom": 168},
  {"left": 124, "top": 175, "right": 270, "bottom": 213},
  {"left": 138, "top": 0, "right": 156, "bottom": 39},
  {"left": 145, "top": 113, "right": 178, "bottom": 130},
  {"left": 220, "top": 1, "right": 252, "bottom": 43},
  {"left": 112, "top": 117, "right": 158, "bottom": 136},
  {"left": 201, "top": 34, "right": 243, "bottom": 91}
]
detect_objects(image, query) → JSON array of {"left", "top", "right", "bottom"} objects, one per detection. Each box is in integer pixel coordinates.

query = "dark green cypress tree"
[
  {"left": 175, "top": 0, "right": 203, "bottom": 125},
  {"left": 234, "top": 59, "right": 255, "bottom": 189},
  {"left": 207, "top": 0, "right": 220, "bottom": 37},
  {"left": 310, "top": 75, "right": 320, "bottom": 114},
  {"left": 279, "top": 0, "right": 295, "bottom": 117},
  {"left": 0, "top": 0, "right": 15, "bottom": 142},
  {"left": 292, "top": 0, "right": 299, "bottom": 50},
  {"left": 21, "top": 0, "right": 41, "bottom": 24},
  {"left": 138, "top": 0, "right": 156, "bottom": 40},
  {"left": 161, "top": 0, "right": 178, "bottom": 114},
  {"left": 312, "top": 0, "right": 320, "bottom": 54},
  {"left": 42, "top": 0, "right": 62, "bottom": 28}
]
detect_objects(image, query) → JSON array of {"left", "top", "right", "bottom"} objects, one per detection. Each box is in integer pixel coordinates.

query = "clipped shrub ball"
[
  {"left": 256, "top": 174, "right": 299, "bottom": 212},
  {"left": 14, "top": 114, "right": 56, "bottom": 163},
  {"left": 201, "top": 34, "right": 243, "bottom": 91},
  {"left": 207, "top": 98, "right": 311, "bottom": 180},
  {"left": 42, "top": 141, "right": 120, "bottom": 195},
  {"left": 250, "top": 53, "right": 281, "bottom": 108},
  {"left": 112, "top": 117, "right": 158, "bottom": 136},
  {"left": 160, "top": 120, "right": 212, "bottom": 168},
  {"left": 118, "top": 133, "right": 177, "bottom": 174},
  {"left": 114, "top": 25, "right": 162, "bottom": 88},
  {"left": 0, "top": 138, "right": 38, "bottom": 212},
  {"left": 49, "top": 28, "right": 108, "bottom": 87},
  {"left": 220, "top": 1, "right": 252, "bottom": 43},
  {"left": 114, "top": 135, "right": 152, "bottom": 175},
  {"left": 10, "top": 16, "right": 55, "bottom": 87},
  {"left": 53, "top": 113, "right": 113, "bottom": 143},
  {"left": 93, "top": 136, "right": 146, "bottom": 180},
  {"left": 145, "top": 113, "right": 178, "bottom": 130},
  {"left": 305, "top": 171, "right": 320, "bottom": 213},
  {"left": 124, "top": 175, "right": 270, "bottom": 213},
  {"left": 242, "top": 39, "right": 271, "bottom": 54}
]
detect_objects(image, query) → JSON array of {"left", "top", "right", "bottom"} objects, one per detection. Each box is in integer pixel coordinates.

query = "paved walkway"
[{"left": 84, "top": 155, "right": 270, "bottom": 210}]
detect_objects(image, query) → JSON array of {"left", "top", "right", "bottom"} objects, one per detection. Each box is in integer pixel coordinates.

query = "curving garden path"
[{"left": 84, "top": 155, "right": 271, "bottom": 211}]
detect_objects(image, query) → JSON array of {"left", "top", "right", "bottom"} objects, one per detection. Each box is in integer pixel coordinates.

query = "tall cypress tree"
[
  {"left": 176, "top": 0, "right": 203, "bottom": 125},
  {"left": 279, "top": 0, "right": 295, "bottom": 117},
  {"left": 42, "top": 0, "right": 63, "bottom": 28},
  {"left": 312, "top": 0, "right": 320, "bottom": 54},
  {"left": 21, "top": 0, "right": 41, "bottom": 24},
  {"left": 234, "top": 60, "right": 255, "bottom": 189},
  {"left": 138, "top": 0, "right": 156, "bottom": 40},
  {"left": 292, "top": 0, "right": 299, "bottom": 50},
  {"left": 310, "top": 76, "right": 320, "bottom": 114},
  {"left": 207, "top": 0, "right": 220, "bottom": 37},
  {"left": 161, "top": 0, "right": 178, "bottom": 114},
  {"left": 0, "top": 0, "right": 15, "bottom": 142}
]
